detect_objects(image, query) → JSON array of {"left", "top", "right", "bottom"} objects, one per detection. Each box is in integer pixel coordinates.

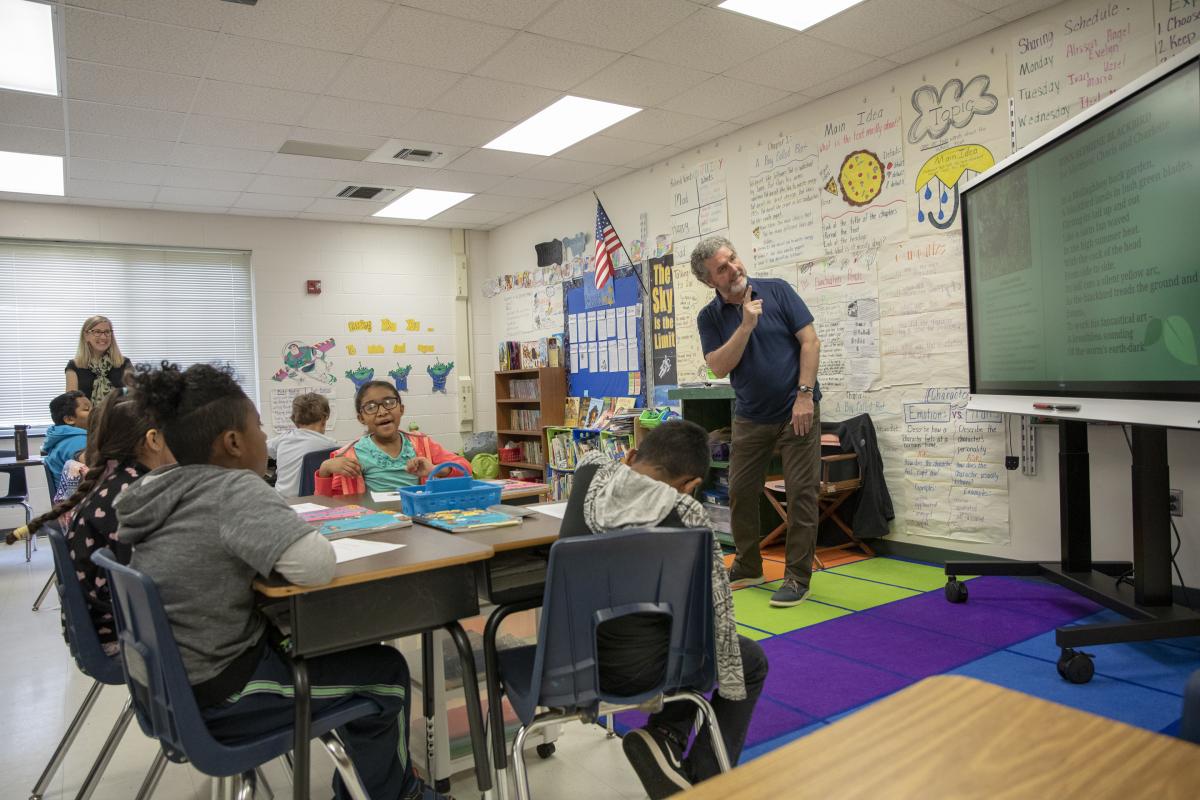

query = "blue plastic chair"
[
  {"left": 1182, "top": 669, "right": 1200, "bottom": 743},
  {"left": 30, "top": 527, "right": 166, "bottom": 800},
  {"left": 91, "top": 548, "right": 379, "bottom": 799},
  {"left": 0, "top": 448, "right": 34, "bottom": 561},
  {"left": 297, "top": 448, "right": 333, "bottom": 497},
  {"left": 487, "top": 527, "right": 731, "bottom": 800}
]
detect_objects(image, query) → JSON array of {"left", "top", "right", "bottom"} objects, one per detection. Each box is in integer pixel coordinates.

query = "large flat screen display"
[{"left": 962, "top": 46, "right": 1200, "bottom": 429}]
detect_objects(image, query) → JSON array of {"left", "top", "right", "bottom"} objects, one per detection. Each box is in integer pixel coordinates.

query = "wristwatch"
[{"left": 797, "top": 384, "right": 814, "bottom": 395}]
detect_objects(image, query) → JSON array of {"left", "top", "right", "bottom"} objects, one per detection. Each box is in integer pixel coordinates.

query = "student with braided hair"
[{"left": 6, "top": 390, "right": 174, "bottom": 653}]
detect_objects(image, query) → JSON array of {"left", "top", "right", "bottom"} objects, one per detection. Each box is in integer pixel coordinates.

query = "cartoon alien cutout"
[
  {"left": 273, "top": 338, "right": 336, "bottom": 384},
  {"left": 388, "top": 364, "right": 413, "bottom": 392},
  {"left": 344, "top": 363, "right": 375, "bottom": 390},
  {"left": 427, "top": 360, "right": 455, "bottom": 393}
]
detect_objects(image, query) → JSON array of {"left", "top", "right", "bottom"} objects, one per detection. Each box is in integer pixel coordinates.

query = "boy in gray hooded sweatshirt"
[{"left": 116, "top": 362, "right": 444, "bottom": 800}]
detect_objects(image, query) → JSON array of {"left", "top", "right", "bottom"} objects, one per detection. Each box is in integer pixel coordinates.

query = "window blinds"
[{"left": 0, "top": 239, "right": 257, "bottom": 427}]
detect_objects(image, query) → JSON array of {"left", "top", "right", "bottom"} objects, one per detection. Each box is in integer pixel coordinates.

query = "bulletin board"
[{"left": 564, "top": 265, "right": 645, "bottom": 403}]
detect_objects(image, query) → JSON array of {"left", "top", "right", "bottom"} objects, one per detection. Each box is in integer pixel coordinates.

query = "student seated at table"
[
  {"left": 268, "top": 392, "right": 337, "bottom": 497},
  {"left": 560, "top": 420, "right": 768, "bottom": 799},
  {"left": 315, "top": 380, "right": 469, "bottom": 496},
  {"left": 7, "top": 390, "right": 174, "bottom": 653},
  {"left": 41, "top": 390, "right": 93, "bottom": 484},
  {"left": 116, "top": 362, "right": 444, "bottom": 800}
]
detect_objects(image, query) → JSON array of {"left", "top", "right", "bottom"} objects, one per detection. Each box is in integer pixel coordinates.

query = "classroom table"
[
  {"left": 256, "top": 498, "right": 497, "bottom": 800},
  {"left": 0, "top": 455, "right": 44, "bottom": 468},
  {"left": 674, "top": 675, "right": 1200, "bottom": 799}
]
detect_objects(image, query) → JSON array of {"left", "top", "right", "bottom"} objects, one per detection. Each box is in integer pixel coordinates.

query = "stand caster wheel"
[
  {"left": 434, "top": 778, "right": 451, "bottom": 793},
  {"left": 944, "top": 579, "right": 968, "bottom": 603},
  {"left": 1057, "top": 648, "right": 1094, "bottom": 684},
  {"left": 536, "top": 742, "right": 556, "bottom": 759}
]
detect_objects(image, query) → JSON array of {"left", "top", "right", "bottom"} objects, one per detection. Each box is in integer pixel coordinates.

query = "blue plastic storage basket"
[{"left": 397, "top": 462, "right": 502, "bottom": 516}]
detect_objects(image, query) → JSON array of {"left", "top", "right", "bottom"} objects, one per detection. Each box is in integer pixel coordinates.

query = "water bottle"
[{"left": 13, "top": 424, "right": 29, "bottom": 461}]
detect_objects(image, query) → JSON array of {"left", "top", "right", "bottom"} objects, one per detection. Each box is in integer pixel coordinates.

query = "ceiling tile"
[
  {"left": 288, "top": 128, "right": 388, "bottom": 150},
  {"left": 546, "top": 182, "right": 586, "bottom": 202},
  {"left": 570, "top": 55, "right": 713, "bottom": 108},
  {"left": 602, "top": 108, "right": 724, "bottom": 146},
  {"left": 68, "top": 100, "right": 185, "bottom": 141},
  {"left": 956, "top": 0, "right": 1043, "bottom": 12},
  {"left": 304, "top": 197, "right": 386, "bottom": 216},
  {"left": 410, "top": 170, "right": 508, "bottom": 193},
  {"left": 169, "top": 143, "right": 274, "bottom": 173},
  {"left": 155, "top": 186, "right": 240, "bottom": 207},
  {"left": 528, "top": 0, "right": 698, "bottom": 52},
  {"left": 489, "top": 176, "right": 578, "bottom": 199},
  {"left": 555, "top": 135, "right": 663, "bottom": 166},
  {"left": 66, "top": 60, "right": 198, "bottom": 113},
  {"left": 361, "top": 6, "right": 516, "bottom": 73},
  {"left": 233, "top": 193, "right": 315, "bottom": 212},
  {"left": 300, "top": 96, "right": 419, "bottom": 138},
  {"left": 152, "top": 203, "right": 230, "bottom": 214},
  {"left": 69, "top": 157, "right": 165, "bottom": 185},
  {"left": 988, "top": 0, "right": 1064, "bottom": 22},
  {"left": 393, "top": 111, "right": 510, "bottom": 148},
  {"left": 344, "top": 160, "right": 439, "bottom": 188},
  {"left": 396, "top": 0, "right": 559, "bottom": 29},
  {"left": 519, "top": 158, "right": 616, "bottom": 184},
  {"left": 179, "top": 114, "right": 292, "bottom": 151},
  {"left": 724, "top": 36, "right": 874, "bottom": 93},
  {"left": 69, "top": 196, "right": 154, "bottom": 210},
  {"left": 227, "top": 206, "right": 299, "bottom": 218},
  {"left": 67, "top": 178, "right": 160, "bottom": 203},
  {"left": 205, "top": 36, "right": 350, "bottom": 93},
  {"left": 623, "top": 145, "right": 683, "bottom": 171},
  {"left": 190, "top": 80, "right": 316, "bottom": 126},
  {"left": 67, "top": 0, "right": 232, "bottom": 31},
  {"left": 0, "top": 90, "right": 66, "bottom": 130},
  {"left": 805, "top": 0, "right": 982, "bottom": 57},
  {"left": 259, "top": 153, "right": 361, "bottom": 180},
  {"left": 591, "top": 165, "right": 635, "bottom": 185},
  {"left": 632, "top": 7, "right": 795, "bottom": 73},
  {"left": 430, "top": 207, "right": 505, "bottom": 224},
  {"left": 246, "top": 174, "right": 340, "bottom": 197},
  {"left": 430, "top": 77, "right": 560, "bottom": 123},
  {"left": 64, "top": 7, "right": 217, "bottom": 76},
  {"left": 162, "top": 166, "right": 255, "bottom": 192},
  {"left": 659, "top": 76, "right": 790, "bottom": 121},
  {"left": 887, "top": 16, "right": 1004, "bottom": 64},
  {"left": 455, "top": 193, "right": 550, "bottom": 213},
  {"left": 221, "top": 0, "right": 393, "bottom": 53},
  {"left": 325, "top": 57, "right": 463, "bottom": 108},
  {"left": 443, "top": 148, "right": 546, "bottom": 176},
  {"left": 736, "top": 93, "right": 812, "bottom": 127},
  {"left": 472, "top": 33, "right": 621, "bottom": 91},
  {"left": 797, "top": 59, "right": 897, "bottom": 101},
  {"left": 69, "top": 131, "right": 176, "bottom": 164},
  {"left": 0, "top": 124, "right": 66, "bottom": 156},
  {"left": 671, "top": 121, "right": 740, "bottom": 152}
]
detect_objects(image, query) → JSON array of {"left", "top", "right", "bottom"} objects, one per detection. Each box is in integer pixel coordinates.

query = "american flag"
[{"left": 593, "top": 201, "right": 623, "bottom": 290}]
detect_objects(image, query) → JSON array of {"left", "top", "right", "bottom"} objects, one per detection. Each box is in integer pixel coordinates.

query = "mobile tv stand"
[{"left": 944, "top": 420, "right": 1200, "bottom": 684}]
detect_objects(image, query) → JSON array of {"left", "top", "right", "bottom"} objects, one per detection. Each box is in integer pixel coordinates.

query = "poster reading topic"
[
  {"left": 819, "top": 96, "right": 907, "bottom": 255},
  {"left": 747, "top": 133, "right": 825, "bottom": 269},
  {"left": 649, "top": 254, "right": 678, "bottom": 387},
  {"left": 1010, "top": 1, "right": 1155, "bottom": 150}
]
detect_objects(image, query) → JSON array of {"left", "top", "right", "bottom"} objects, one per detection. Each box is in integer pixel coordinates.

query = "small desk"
[
  {"left": 676, "top": 675, "right": 1200, "bottom": 799},
  {"left": 256, "top": 498, "right": 496, "bottom": 800},
  {"left": 0, "top": 455, "right": 44, "bottom": 468}
]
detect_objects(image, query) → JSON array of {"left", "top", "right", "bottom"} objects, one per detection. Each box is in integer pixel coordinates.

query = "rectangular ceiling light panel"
[
  {"left": 0, "top": 0, "right": 59, "bottom": 95},
  {"left": 0, "top": 150, "right": 63, "bottom": 195},
  {"left": 717, "top": 0, "right": 865, "bottom": 33},
  {"left": 483, "top": 95, "right": 641, "bottom": 157},
  {"left": 373, "top": 188, "right": 473, "bottom": 220}
]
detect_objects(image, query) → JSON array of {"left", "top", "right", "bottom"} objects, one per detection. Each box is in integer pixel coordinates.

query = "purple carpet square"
[
  {"left": 954, "top": 576, "right": 1103, "bottom": 621},
  {"left": 865, "top": 587, "right": 1064, "bottom": 647},
  {"left": 782, "top": 612, "right": 994, "bottom": 678},
  {"left": 759, "top": 637, "right": 912, "bottom": 718}
]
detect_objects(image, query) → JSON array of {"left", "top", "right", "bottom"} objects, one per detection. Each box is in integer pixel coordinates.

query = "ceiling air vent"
[
  {"left": 337, "top": 185, "right": 385, "bottom": 200},
  {"left": 394, "top": 148, "right": 441, "bottom": 163},
  {"left": 221, "top": 0, "right": 259, "bottom": 5},
  {"left": 365, "top": 139, "right": 466, "bottom": 169}
]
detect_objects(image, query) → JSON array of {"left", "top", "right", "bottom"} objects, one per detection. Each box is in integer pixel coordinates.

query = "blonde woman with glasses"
[{"left": 65, "top": 315, "right": 131, "bottom": 405}]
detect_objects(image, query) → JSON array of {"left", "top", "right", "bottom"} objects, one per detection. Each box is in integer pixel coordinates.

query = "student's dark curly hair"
[
  {"left": 131, "top": 361, "right": 250, "bottom": 466},
  {"left": 8, "top": 390, "right": 154, "bottom": 542},
  {"left": 635, "top": 420, "right": 712, "bottom": 483},
  {"left": 49, "top": 390, "right": 87, "bottom": 426},
  {"left": 354, "top": 380, "right": 402, "bottom": 412}
]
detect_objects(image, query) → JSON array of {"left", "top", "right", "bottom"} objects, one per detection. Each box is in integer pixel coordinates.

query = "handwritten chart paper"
[
  {"left": 795, "top": 254, "right": 881, "bottom": 392},
  {"left": 747, "top": 133, "right": 824, "bottom": 269}
]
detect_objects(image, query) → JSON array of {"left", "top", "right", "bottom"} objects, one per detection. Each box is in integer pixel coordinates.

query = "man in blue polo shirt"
[{"left": 693, "top": 236, "right": 822, "bottom": 607}]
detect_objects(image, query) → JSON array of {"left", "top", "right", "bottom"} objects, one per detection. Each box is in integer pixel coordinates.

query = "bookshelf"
[
  {"left": 494, "top": 367, "right": 566, "bottom": 479},
  {"left": 543, "top": 421, "right": 648, "bottom": 501}
]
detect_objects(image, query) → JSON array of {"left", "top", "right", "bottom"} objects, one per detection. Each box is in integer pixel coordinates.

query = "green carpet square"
[
  {"left": 758, "top": 572, "right": 919, "bottom": 612},
  {"left": 732, "top": 586, "right": 850, "bottom": 634},
  {"left": 826, "top": 557, "right": 976, "bottom": 593},
  {"left": 736, "top": 623, "right": 773, "bottom": 641}
]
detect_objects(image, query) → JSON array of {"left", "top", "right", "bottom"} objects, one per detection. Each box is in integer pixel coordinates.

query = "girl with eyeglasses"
[
  {"left": 65, "top": 315, "right": 131, "bottom": 405},
  {"left": 314, "top": 380, "right": 469, "bottom": 497}
]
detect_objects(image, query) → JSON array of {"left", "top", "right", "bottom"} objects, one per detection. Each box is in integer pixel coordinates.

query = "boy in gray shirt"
[{"left": 117, "top": 362, "right": 443, "bottom": 800}]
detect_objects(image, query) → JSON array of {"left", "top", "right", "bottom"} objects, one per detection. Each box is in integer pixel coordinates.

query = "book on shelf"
[
  {"left": 594, "top": 397, "right": 616, "bottom": 430},
  {"left": 582, "top": 397, "right": 605, "bottom": 429},
  {"left": 508, "top": 408, "right": 542, "bottom": 431},
  {"left": 483, "top": 478, "right": 550, "bottom": 496},
  {"left": 563, "top": 397, "right": 581, "bottom": 428},
  {"left": 414, "top": 508, "right": 523, "bottom": 532}
]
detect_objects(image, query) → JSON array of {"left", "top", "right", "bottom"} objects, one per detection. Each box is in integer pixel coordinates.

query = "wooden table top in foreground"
[{"left": 677, "top": 675, "right": 1200, "bottom": 800}]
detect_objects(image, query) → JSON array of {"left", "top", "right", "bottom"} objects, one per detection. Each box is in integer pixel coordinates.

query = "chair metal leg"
[
  {"left": 233, "top": 770, "right": 256, "bottom": 800},
  {"left": 74, "top": 698, "right": 136, "bottom": 800},
  {"left": 663, "top": 691, "right": 733, "bottom": 773},
  {"left": 133, "top": 750, "right": 169, "bottom": 800},
  {"left": 511, "top": 711, "right": 582, "bottom": 800},
  {"left": 254, "top": 766, "right": 273, "bottom": 800},
  {"left": 319, "top": 731, "right": 372, "bottom": 800},
  {"left": 32, "top": 571, "right": 55, "bottom": 611},
  {"left": 29, "top": 679, "right": 105, "bottom": 800},
  {"left": 278, "top": 753, "right": 294, "bottom": 782}
]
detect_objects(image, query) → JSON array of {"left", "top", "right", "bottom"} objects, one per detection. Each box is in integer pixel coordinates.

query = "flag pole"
[{"left": 594, "top": 190, "right": 648, "bottom": 296}]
